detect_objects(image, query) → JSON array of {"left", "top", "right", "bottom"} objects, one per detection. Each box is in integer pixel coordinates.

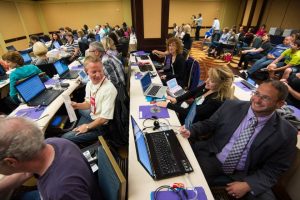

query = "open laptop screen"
[
  {"left": 21, "top": 52, "right": 32, "bottom": 64},
  {"left": 131, "top": 116, "right": 153, "bottom": 176},
  {"left": 54, "top": 60, "right": 68, "bottom": 76},
  {"left": 16, "top": 75, "right": 45, "bottom": 103},
  {"left": 140, "top": 72, "right": 151, "bottom": 92},
  {"left": 166, "top": 78, "right": 178, "bottom": 90}
]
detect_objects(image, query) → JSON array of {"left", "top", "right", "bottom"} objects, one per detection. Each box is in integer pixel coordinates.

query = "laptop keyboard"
[
  {"left": 62, "top": 70, "right": 79, "bottom": 79},
  {"left": 149, "top": 132, "right": 181, "bottom": 175},
  {"left": 174, "top": 89, "right": 185, "bottom": 97},
  {"left": 30, "top": 89, "right": 62, "bottom": 106},
  {"left": 148, "top": 86, "right": 160, "bottom": 96}
]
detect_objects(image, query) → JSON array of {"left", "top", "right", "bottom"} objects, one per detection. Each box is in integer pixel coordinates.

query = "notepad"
[
  {"left": 150, "top": 187, "right": 207, "bottom": 200},
  {"left": 139, "top": 105, "right": 170, "bottom": 119},
  {"left": 15, "top": 106, "right": 46, "bottom": 120}
]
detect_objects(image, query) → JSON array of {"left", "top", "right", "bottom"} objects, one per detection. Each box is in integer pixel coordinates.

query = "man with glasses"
[
  {"left": 87, "top": 41, "right": 125, "bottom": 86},
  {"left": 180, "top": 80, "right": 297, "bottom": 200}
]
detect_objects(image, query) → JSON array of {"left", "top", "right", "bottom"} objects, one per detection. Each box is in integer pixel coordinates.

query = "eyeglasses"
[
  {"left": 88, "top": 50, "right": 96, "bottom": 53},
  {"left": 251, "top": 91, "right": 273, "bottom": 102}
]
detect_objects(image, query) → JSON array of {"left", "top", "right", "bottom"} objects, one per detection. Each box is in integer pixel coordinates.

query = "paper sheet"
[{"left": 62, "top": 94, "right": 77, "bottom": 122}]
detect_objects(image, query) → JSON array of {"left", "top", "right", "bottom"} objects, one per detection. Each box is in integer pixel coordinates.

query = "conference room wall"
[
  {"left": 0, "top": 0, "right": 131, "bottom": 52},
  {"left": 0, "top": 1, "right": 41, "bottom": 50},
  {"left": 260, "top": 0, "right": 300, "bottom": 30},
  {"left": 169, "top": 0, "right": 243, "bottom": 35},
  {"left": 39, "top": 1, "right": 127, "bottom": 32}
]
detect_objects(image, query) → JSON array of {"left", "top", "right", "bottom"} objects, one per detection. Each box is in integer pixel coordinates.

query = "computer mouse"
[{"left": 60, "top": 83, "right": 70, "bottom": 88}]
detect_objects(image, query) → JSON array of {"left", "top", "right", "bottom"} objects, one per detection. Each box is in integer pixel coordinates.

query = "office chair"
[
  {"left": 98, "top": 136, "right": 126, "bottom": 200},
  {"left": 36, "top": 63, "right": 57, "bottom": 78}
]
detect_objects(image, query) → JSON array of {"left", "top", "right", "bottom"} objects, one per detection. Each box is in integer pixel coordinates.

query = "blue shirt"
[
  {"left": 216, "top": 108, "right": 274, "bottom": 170},
  {"left": 269, "top": 44, "right": 290, "bottom": 58}
]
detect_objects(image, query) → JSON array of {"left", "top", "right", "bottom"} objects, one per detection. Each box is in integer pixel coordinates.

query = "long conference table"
[
  {"left": 8, "top": 60, "right": 82, "bottom": 132},
  {"left": 128, "top": 54, "right": 214, "bottom": 200}
]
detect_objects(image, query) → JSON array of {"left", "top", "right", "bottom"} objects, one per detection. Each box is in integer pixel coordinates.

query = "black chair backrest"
[
  {"left": 79, "top": 39, "right": 89, "bottom": 56},
  {"left": 36, "top": 63, "right": 57, "bottom": 78}
]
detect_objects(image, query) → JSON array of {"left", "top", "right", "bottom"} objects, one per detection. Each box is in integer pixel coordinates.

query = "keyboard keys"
[
  {"left": 148, "top": 86, "right": 160, "bottom": 96},
  {"left": 149, "top": 132, "right": 181, "bottom": 175}
]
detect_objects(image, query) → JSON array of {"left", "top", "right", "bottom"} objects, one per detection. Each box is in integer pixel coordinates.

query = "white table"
[
  {"left": 9, "top": 60, "right": 83, "bottom": 132},
  {"left": 128, "top": 54, "right": 214, "bottom": 200}
]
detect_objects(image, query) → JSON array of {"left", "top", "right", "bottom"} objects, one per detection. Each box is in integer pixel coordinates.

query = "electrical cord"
[
  {"left": 154, "top": 185, "right": 186, "bottom": 200},
  {"left": 142, "top": 117, "right": 181, "bottom": 131}
]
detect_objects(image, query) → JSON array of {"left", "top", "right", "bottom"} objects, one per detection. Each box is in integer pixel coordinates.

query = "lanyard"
[{"left": 90, "top": 77, "right": 106, "bottom": 98}]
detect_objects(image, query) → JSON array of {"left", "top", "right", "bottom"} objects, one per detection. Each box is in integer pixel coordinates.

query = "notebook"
[
  {"left": 20, "top": 52, "right": 32, "bottom": 64},
  {"left": 166, "top": 78, "right": 185, "bottom": 97},
  {"left": 15, "top": 74, "right": 63, "bottom": 106},
  {"left": 240, "top": 77, "right": 257, "bottom": 90},
  {"left": 185, "top": 102, "right": 197, "bottom": 129},
  {"left": 0, "top": 64, "right": 8, "bottom": 81},
  {"left": 53, "top": 60, "right": 79, "bottom": 79},
  {"left": 140, "top": 72, "right": 167, "bottom": 98},
  {"left": 131, "top": 116, "right": 193, "bottom": 180}
]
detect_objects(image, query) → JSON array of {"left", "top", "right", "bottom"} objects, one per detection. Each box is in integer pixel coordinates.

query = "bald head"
[{"left": 0, "top": 117, "right": 45, "bottom": 162}]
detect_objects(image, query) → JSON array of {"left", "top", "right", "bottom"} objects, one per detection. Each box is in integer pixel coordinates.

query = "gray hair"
[
  {"left": 0, "top": 117, "right": 45, "bottom": 161},
  {"left": 89, "top": 41, "right": 105, "bottom": 53}
]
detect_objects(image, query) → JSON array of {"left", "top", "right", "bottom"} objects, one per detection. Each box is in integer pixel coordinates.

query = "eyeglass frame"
[{"left": 251, "top": 90, "right": 274, "bottom": 103}]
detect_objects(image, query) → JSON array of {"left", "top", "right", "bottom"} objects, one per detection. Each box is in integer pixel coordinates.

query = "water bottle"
[{"left": 53, "top": 74, "right": 61, "bottom": 90}]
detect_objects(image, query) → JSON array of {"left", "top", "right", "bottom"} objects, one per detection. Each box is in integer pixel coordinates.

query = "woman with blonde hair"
[
  {"left": 32, "top": 41, "right": 56, "bottom": 65},
  {"left": 182, "top": 24, "right": 192, "bottom": 50},
  {"left": 156, "top": 65, "right": 234, "bottom": 124},
  {"left": 101, "top": 37, "right": 118, "bottom": 56}
]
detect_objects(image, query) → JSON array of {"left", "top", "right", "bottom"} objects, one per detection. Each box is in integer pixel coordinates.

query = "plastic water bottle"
[{"left": 53, "top": 74, "right": 61, "bottom": 90}]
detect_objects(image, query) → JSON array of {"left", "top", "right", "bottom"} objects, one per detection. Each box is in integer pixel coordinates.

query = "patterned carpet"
[{"left": 189, "top": 41, "right": 241, "bottom": 80}]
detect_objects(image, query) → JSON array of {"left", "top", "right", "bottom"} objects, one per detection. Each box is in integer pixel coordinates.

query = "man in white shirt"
[
  {"left": 62, "top": 56, "right": 117, "bottom": 146},
  {"left": 212, "top": 17, "right": 220, "bottom": 32},
  {"left": 194, "top": 13, "right": 203, "bottom": 41}
]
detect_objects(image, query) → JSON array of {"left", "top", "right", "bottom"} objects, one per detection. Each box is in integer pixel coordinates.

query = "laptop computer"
[
  {"left": 131, "top": 116, "right": 193, "bottom": 180},
  {"left": 241, "top": 77, "right": 257, "bottom": 90},
  {"left": 140, "top": 72, "right": 167, "bottom": 98},
  {"left": 0, "top": 64, "right": 8, "bottom": 81},
  {"left": 53, "top": 60, "right": 79, "bottom": 79},
  {"left": 15, "top": 74, "right": 63, "bottom": 106},
  {"left": 166, "top": 78, "right": 185, "bottom": 97},
  {"left": 138, "top": 62, "right": 153, "bottom": 72},
  {"left": 20, "top": 52, "right": 32, "bottom": 64}
]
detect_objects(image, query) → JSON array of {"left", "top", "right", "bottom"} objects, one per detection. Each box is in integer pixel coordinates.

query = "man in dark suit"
[{"left": 180, "top": 80, "right": 297, "bottom": 200}]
